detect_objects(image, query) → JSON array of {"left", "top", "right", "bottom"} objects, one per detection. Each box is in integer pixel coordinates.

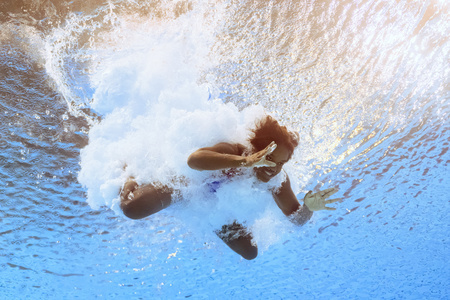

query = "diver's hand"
[
  {"left": 244, "top": 141, "right": 277, "bottom": 167},
  {"left": 303, "top": 188, "right": 341, "bottom": 211}
]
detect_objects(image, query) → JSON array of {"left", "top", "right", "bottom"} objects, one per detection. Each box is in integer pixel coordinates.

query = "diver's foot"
[
  {"left": 216, "top": 222, "right": 258, "bottom": 260},
  {"left": 120, "top": 177, "right": 138, "bottom": 202}
]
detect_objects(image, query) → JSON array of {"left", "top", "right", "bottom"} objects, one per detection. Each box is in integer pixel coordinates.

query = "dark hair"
[{"left": 248, "top": 115, "right": 299, "bottom": 156}]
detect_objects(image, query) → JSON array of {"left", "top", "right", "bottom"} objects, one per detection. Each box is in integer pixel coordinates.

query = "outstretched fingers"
[
  {"left": 325, "top": 197, "right": 342, "bottom": 204},
  {"left": 263, "top": 160, "right": 276, "bottom": 167},
  {"left": 262, "top": 142, "right": 277, "bottom": 166},
  {"left": 321, "top": 188, "right": 338, "bottom": 198},
  {"left": 265, "top": 141, "right": 277, "bottom": 155},
  {"left": 254, "top": 153, "right": 276, "bottom": 167},
  {"left": 253, "top": 141, "right": 277, "bottom": 167},
  {"left": 322, "top": 189, "right": 340, "bottom": 210},
  {"left": 324, "top": 206, "right": 337, "bottom": 211}
]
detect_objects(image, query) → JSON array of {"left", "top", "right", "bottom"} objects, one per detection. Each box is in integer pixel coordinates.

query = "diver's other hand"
[
  {"left": 244, "top": 141, "right": 277, "bottom": 167},
  {"left": 303, "top": 188, "right": 341, "bottom": 211}
]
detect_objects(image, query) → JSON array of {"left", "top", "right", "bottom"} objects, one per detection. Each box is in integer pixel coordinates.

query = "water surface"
[{"left": 0, "top": 0, "right": 448, "bottom": 298}]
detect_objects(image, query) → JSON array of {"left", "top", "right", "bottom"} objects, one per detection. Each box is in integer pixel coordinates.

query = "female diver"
[{"left": 120, "top": 115, "right": 340, "bottom": 260}]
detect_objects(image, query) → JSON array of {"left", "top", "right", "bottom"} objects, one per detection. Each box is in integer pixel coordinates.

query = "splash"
[
  {"left": 1, "top": 1, "right": 449, "bottom": 297},
  {"left": 38, "top": 0, "right": 448, "bottom": 249},
  {"left": 58, "top": 0, "right": 296, "bottom": 248}
]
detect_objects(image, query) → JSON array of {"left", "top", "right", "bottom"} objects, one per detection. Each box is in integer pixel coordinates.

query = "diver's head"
[
  {"left": 249, "top": 115, "right": 299, "bottom": 182},
  {"left": 254, "top": 143, "right": 291, "bottom": 182}
]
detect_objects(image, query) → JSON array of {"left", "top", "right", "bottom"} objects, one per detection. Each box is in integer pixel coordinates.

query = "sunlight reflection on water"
[{"left": 0, "top": 0, "right": 448, "bottom": 298}]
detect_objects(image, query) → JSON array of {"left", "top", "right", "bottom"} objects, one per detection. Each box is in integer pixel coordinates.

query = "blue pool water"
[{"left": 1, "top": 0, "right": 449, "bottom": 299}]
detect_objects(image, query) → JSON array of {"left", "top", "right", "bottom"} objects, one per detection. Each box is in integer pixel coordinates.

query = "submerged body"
[{"left": 120, "top": 116, "right": 340, "bottom": 259}]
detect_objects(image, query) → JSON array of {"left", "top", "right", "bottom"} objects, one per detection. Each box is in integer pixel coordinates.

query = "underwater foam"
[{"left": 76, "top": 13, "right": 298, "bottom": 248}]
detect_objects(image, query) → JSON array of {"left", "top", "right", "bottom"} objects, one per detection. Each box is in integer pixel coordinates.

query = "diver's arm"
[
  {"left": 272, "top": 175, "right": 313, "bottom": 226},
  {"left": 187, "top": 142, "right": 277, "bottom": 171},
  {"left": 187, "top": 143, "right": 247, "bottom": 171}
]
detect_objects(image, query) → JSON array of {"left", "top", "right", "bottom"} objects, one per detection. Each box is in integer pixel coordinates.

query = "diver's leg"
[
  {"left": 120, "top": 178, "right": 173, "bottom": 220},
  {"left": 216, "top": 222, "right": 258, "bottom": 260}
]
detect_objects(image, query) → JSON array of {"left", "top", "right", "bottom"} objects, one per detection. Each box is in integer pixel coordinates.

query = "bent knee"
[
  {"left": 120, "top": 202, "right": 146, "bottom": 220},
  {"left": 241, "top": 246, "right": 258, "bottom": 260}
]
